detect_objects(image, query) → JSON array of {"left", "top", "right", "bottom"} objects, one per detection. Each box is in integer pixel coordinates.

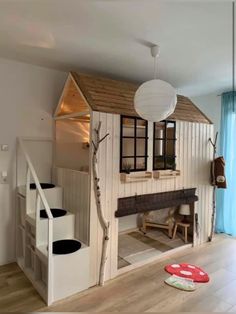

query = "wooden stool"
[{"left": 172, "top": 222, "right": 190, "bottom": 243}]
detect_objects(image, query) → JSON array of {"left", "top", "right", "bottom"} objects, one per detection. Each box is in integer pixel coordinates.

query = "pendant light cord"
[{"left": 154, "top": 56, "right": 158, "bottom": 79}]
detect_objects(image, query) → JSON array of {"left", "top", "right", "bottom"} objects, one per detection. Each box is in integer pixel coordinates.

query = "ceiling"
[{"left": 0, "top": 0, "right": 233, "bottom": 97}]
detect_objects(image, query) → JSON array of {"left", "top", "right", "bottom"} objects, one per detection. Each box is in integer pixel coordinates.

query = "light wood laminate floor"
[{"left": 1, "top": 234, "right": 236, "bottom": 312}]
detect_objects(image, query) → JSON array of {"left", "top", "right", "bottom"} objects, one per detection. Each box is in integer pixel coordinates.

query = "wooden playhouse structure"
[
  {"left": 16, "top": 71, "right": 213, "bottom": 305},
  {"left": 54, "top": 72, "right": 213, "bottom": 281}
]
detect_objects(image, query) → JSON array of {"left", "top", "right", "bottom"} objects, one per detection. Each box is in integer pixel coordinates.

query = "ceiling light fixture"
[{"left": 134, "top": 45, "right": 177, "bottom": 122}]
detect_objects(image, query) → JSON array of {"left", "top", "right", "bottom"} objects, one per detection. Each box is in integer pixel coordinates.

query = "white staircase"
[{"left": 16, "top": 138, "right": 90, "bottom": 305}]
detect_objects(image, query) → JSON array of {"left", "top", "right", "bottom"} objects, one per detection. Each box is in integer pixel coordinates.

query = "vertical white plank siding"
[
  {"left": 89, "top": 113, "right": 214, "bottom": 284},
  {"left": 55, "top": 168, "right": 90, "bottom": 245}
]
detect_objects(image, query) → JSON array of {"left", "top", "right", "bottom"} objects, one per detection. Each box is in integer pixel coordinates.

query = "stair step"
[
  {"left": 53, "top": 239, "right": 82, "bottom": 255},
  {"left": 18, "top": 185, "right": 63, "bottom": 212},
  {"left": 26, "top": 211, "right": 75, "bottom": 246},
  {"left": 36, "top": 239, "right": 87, "bottom": 263},
  {"left": 18, "top": 184, "right": 58, "bottom": 196},
  {"left": 30, "top": 183, "right": 55, "bottom": 190},
  {"left": 40, "top": 208, "right": 67, "bottom": 219},
  {"left": 26, "top": 210, "right": 73, "bottom": 225}
]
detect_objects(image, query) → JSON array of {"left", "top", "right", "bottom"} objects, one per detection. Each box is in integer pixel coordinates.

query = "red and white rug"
[{"left": 165, "top": 263, "right": 209, "bottom": 283}]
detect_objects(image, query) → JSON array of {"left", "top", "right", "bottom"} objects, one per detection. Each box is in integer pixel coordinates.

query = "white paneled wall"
[
  {"left": 17, "top": 139, "right": 53, "bottom": 187},
  {"left": 54, "top": 168, "right": 90, "bottom": 245},
  {"left": 90, "top": 112, "right": 214, "bottom": 285}
]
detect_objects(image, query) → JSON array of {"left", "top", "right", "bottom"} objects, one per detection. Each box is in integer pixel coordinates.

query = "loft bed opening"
[
  {"left": 118, "top": 214, "right": 194, "bottom": 270},
  {"left": 117, "top": 189, "right": 198, "bottom": 270},
  {"left": 55, "top": 115, "right": 90, "bottom": 173},
  {"left": 54, "top": 73, "right": 91, "bottom": 173}
]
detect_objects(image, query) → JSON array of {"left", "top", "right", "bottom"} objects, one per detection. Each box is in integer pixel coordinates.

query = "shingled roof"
[{"left": 58, "top": 72, "right": 212, "bottom": 124}]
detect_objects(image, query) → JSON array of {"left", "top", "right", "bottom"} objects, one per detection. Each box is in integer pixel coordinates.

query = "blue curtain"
[{"left": 216, "top": 92, "right": 236, "bottom": 235}]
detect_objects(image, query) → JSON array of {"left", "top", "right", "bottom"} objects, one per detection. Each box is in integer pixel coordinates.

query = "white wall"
[
  {"left": 191, "top": 94, "right": 221, "bottom": 139},
  {"left": 0, "top": 57, "right": 66, "bottom": 265}
]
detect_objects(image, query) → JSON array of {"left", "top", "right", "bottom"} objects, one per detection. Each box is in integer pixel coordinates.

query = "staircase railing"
[{"left": 18, "top": 137, "right": 53, "bottom": 305}]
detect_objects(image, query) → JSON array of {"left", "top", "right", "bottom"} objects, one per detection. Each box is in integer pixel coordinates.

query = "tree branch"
[{"left": 99, "top": 133, "right": 109, "bottom": 144}]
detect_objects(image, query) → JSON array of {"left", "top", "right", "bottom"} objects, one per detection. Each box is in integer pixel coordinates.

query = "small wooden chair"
[
  {"left": 141, "top": 211, "right": 174, "bottom": 238},
  {"left": 172, "top": 221, "right": 190, "bottom": 243}
]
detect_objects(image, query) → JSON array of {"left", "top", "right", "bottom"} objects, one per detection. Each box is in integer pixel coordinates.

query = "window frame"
[
  {"left": 120, "top": 115, "right": 148, "bottom": 173},
  {"left": 153, "top": 120, "right": 177, "bottom": 171}
]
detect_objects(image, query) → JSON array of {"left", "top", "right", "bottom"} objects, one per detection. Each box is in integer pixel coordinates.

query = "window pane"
[
  {"left": 123, "top": 117, "right": 135, "bottom": 136},
  {"left": 154, "top": 140, "right": 164, "bottom": 156},
  {"left": 166, "top": 156, "right": 176, "bottom": 170},
  {"left": 136, "top": 119, "right": 146, "bottom": 137},
  {"left": 154, "top": 122, "right": 165, "bottom": 139},
  {"left": 136, "top": 138, "right": 146, "bottom": 156},
  {"left": 122, "top": 158, "right": 134, "bottom": 172},
  {"left": 136, "top": 158, "right": 146, "bottom": 170},
  {"left": 122, "top": 138, "right": 134, "bottom": 157},
  {"left": 166, "top": 122, "right": 175, "bottom": 139},
  {"left": 166, "top": 140, "right": 175, "bottom": 156},
  {"left": 154, "top": 156, "right": 165, "bottom": 170},
  {"left": 120, "top": 116, "right": 148, "bottom": 172}
]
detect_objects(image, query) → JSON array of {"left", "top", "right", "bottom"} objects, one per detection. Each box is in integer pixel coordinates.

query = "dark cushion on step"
[
  {"left": 52, "top": 239, "right": 81, "bottom": 255},
  {"left": 30, "top": 183, "right": 55, "bottom": 190},
  {"left": 40, "top": 208, "right": 67, "bottom": 219}
]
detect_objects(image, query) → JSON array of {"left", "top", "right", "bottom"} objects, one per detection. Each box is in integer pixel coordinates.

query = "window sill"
[
  {"left": 153, "top": 170, "right": 180, "bottom": 180},
  {"left": 120, "top": 172, "right": 152, "bottom": 183}
]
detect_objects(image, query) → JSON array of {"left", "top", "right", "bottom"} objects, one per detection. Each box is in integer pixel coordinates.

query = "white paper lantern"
[{"left": 134, "top": 79, "right": 177, "bottom": 122}]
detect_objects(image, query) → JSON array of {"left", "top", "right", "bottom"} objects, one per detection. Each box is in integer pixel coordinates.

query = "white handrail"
[
  {"left": 18, "top": 137, "right": 53, "bottom": 305},
  {"left": 18, "top": 138, "right": 53, "bottom": 220}
]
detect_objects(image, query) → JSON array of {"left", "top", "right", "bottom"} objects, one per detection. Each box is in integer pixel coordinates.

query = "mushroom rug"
[
  {"left": 165, "top": 263, "right": 209, "bottom": 283},
  {"left": 164, "top": 274, "right": 196, "bottom": 291}
]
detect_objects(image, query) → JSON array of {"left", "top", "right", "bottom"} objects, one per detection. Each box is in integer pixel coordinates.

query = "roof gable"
[
  {"left": 69, "top": 72, "right": 212, "bottom": 124},
  {"left": 54, "top": 73, "right": 90, "bottom": 119}
]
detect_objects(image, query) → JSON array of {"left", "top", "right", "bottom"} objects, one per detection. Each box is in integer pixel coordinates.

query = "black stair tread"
[
  {"left": 53, "top": 239, "right": 82, "bottom": 255},
  {"left": 30, "top": 183, "right": 55, "bottom": 190},
  {"left": 40, "top": 208, "right": 67, "bottom": 219}
]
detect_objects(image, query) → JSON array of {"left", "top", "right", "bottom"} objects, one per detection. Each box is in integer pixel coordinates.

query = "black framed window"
[
  {"left": 153, "top": 120, "right": 176, "bottom": 170},
  {"left": 120, "top": 115, "right": 148, "bottom": 173}
]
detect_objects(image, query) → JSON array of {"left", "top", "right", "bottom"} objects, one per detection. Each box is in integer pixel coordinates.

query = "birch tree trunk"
[
  {"left": 92, "top": 122, "right": 110, "bottom": 285},
  {"left": 209, "top": 132, "right": 218, "bottom": 242}
]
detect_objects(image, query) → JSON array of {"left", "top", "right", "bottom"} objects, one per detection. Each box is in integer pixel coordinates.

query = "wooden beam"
[{"left": 54, "top": 111, "right": 90, "bottom": 120}]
